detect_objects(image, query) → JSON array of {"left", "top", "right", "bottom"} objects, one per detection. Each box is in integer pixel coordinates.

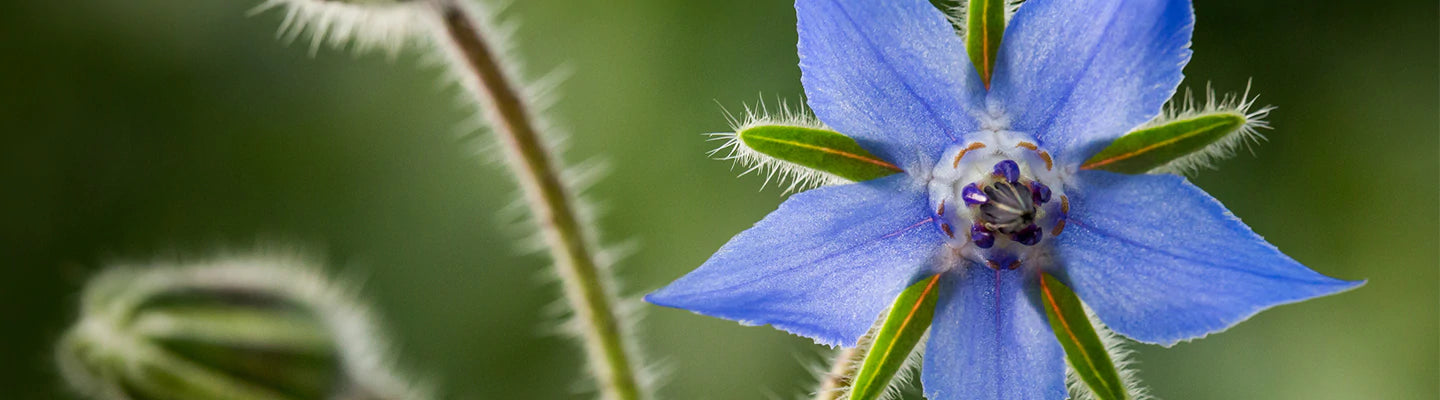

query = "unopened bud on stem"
[{"left": 56, "top": 256, "right": 427, "bottom": 400}]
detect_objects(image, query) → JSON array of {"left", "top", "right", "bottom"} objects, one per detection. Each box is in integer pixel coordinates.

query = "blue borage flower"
[{"left": 647, "top": 0, "right": 1361, "bottom": 398}]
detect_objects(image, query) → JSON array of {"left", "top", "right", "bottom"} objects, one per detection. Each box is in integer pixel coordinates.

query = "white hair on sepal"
[
  {"left": 944, "top": 0, "right": 1027, "bottom": 39},
  {"left": 1065, "top": 305, "right": 1155, "bottom": 400},
  {"left": 1147, "top": 81, "right": 1275, "bottom": 176},
  {"left": 796, "top": 314, "right": 929, "bottom": 400},
  {"left": 249, "top": 0, "right": 427, "bottom": 58},
  {"left": 797, "top": 320, "right": 871, "bottom": 400},
  {"left": 796, "top": 351, "right": 834, "bottom": 400},
  {"left": 874, "top": 331, "right": 928, "bottom": 400},
  {"left": 712, "top": 97, "right": 851, "bottom": 194}
]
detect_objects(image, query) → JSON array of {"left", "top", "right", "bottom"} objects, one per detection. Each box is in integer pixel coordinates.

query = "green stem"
[
  {"left": 430, "top": 2, "right": 644, "bottom": 399},
  {"left": 813, "top": 330, "right": 874, "bottom": 400}
]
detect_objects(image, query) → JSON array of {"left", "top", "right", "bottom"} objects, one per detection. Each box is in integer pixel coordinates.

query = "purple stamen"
[
  {"left": 993, "top": 160, "right": 1020, "bottom": 183},
  {"left": 970, "top": 223, "right": 995, "bottom": 249},
  {"left": 1030, "top": 181, "right": 1051, "bottom": 204},
  {"left": 962, "top": 183, "right": 988, "bottom": 206},
  {"left": 1013, "top": 224, "right": 1043, "bottom": 246}
]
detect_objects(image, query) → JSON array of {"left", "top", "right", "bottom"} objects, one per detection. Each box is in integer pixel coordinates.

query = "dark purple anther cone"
[
  {"left": 962, "top": 183, "right": 988, "bottom": 206},
  {"left": 1030, "top": 181, "right": 1051, "bottom": 204},
  {"left": 1013, "top": 224, "right": 1043, "bottom": 246},
  {"left": 993, "top": 160, "right": 1020, "bottom": 183},
  {"left": 970, "top": 223, "right": 995, "bottom": 248}
]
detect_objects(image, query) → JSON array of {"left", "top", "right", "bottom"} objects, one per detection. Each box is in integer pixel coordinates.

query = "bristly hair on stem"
[
  {"left": 422, "top": 1, "right": 653, "bottom": 399},
  {"left": 249, "top": 0, "right": 426, "bottom": 58},
  {"left": 243, "top": 0, "right": 654, "bottom": 398},
  {"left": 711, "top": 98, "right": 850, "bottom": 193},
  {"left": 1146, "top": 82, "right": 1274, "bottom": 176},
  {"left": 809, "top": 343, "right": 864, "bottom": 400},
  {"left": 804, "top": 315, "right": 926, "bottom": 400}
]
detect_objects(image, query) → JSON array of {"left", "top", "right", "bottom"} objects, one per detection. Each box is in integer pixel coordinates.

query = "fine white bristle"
[
  {"left": 1146, "top": 81, "right": 1275, "bottom": 176},
  {"left": 946, "top": 0, "right": 1025, "bottom": 38},
  {"left": 249, "top": 0, "right": 426, "bottom": 58},
  {"left": 422, "top": 2, "right": 657, "bottom": 397},
  {"left": 712, "top": 98, "right": 850, "bottom": 193},
  {"left": 1065, "top": 306, "right": 1154, "bottom": 400},
  {"left": 800, "top": 313, "right": 928, "bottom": 400}
]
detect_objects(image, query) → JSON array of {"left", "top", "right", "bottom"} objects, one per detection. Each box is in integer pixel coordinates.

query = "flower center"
[{"left": 927, "top": 131, "right": 1069, "bottom": 269}]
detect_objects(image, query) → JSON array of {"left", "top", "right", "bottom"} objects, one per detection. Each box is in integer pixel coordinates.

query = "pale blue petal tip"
[
  {"left": 645, "top": 175, "right": 944, "bottom": 347},
  {"left": 1058, "top": 171, "right": 1366, "bottom": 346}
]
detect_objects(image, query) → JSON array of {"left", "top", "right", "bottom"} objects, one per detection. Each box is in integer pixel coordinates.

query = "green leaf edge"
[
  {"left": 848, "top": 275, "right": 942, "bottom": 400},
  {"left": 1082, "top": 112, "right": 1247, "bottom": 174},
  {"left": 967, "top": 0, "right": 1007, "bottom": 86},
  {"left": 737, "top": 125, "right": 901, "bottom": 182},
  {"left": 1040, "top": 273, "right": 1128, "bottom": 400}
]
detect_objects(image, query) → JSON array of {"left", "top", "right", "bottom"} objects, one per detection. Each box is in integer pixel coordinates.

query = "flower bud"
[{"left": 56, "top": 256, "right": 424, "bottom": 400}]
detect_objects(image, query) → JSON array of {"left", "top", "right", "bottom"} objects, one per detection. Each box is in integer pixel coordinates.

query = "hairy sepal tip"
[
  {"left": 715, "top": 99, "right": 900, "bottom": 193},
  {"left": 1153, "top": 83, "right": 1274, "bottom": 176},
  {"left": 1063, "top": 306, "right": 1154, "bottom": 400},
  {"left": 1085, "top": 83, "right": 1273, "bottom": 176}
]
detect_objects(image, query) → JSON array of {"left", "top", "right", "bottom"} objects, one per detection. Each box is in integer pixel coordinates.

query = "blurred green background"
[{"left": 2, "top": 0, "right": 1435, "bottom": 399}]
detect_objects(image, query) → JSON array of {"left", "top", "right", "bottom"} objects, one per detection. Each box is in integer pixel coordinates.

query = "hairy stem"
[
  {"left": 429, "top": 1, "right": 644, "bottom": 399},
  {"left": 813, "top": 334, "right": 873, "bottom": 400}
]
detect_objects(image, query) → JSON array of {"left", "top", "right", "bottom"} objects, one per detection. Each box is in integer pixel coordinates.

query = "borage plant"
[
  {"left": 58, "top": 0, "right": 654, "bottom": 399},
  {"left": 50, "top": 0, "right": 1363, "bottom": 399},
  {"left": 647, "top": 0, "right": 1361, "bottom": 399}
]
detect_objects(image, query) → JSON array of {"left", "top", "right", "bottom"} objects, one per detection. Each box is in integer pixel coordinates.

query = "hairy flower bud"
[{"left": 56, "top": 255, "right": 425, "bottom": 400}]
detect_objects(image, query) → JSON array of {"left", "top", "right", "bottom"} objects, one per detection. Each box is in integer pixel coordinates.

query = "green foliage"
[
  {"left": 1039, "top": 273, "right": 1128, "bottom": 400},
  {"left": 848, "top": 275, "right": 941, "bottom": 400},
  {"left": 1082, "top": 112, "right": 1247, "bottom": 174},
  {"left": 738, "top": 124, "right": 901, "bottom": 182},
  {"left": 966, "top": 0, "right": 1007, "bottom": 86},
  {"left": 56, "top": 261, "right": 416, "bottom": 400}
]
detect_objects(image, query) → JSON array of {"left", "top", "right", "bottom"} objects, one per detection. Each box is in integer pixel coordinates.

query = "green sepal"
[
  {"left": 54, "top": 265, "right": 399, "bottom": 400},
  {"left": 738, "top": 124, "right": 901, "bottom": 182},
  {"left": 135, "top": 305, "right": 341, "bottom": 399},
  {"left": 966, "top": 0, "right": 1007, "bottom": 86},
  {"left": 1082, "top": 112, "right": 1247, "bottom": 174},
  {"left": 60, "top": 326, "right": 323, "bottom": 400},
  {"left": 848, "top": 275, "right": 942, "bottom": 400},
  {"left": 1039, "top": 273, "right": 1128, "bottom": 400}
]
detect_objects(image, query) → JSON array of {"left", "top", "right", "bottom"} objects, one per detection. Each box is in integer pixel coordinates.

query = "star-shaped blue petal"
[
  {"left": 646, "top": 175, "right": 945, "bottom": 346},
  {"left": 797, "top": 0, "right": 987, "bottom": 172},
  {"left": 1057, "top": 170, "right": 1363, "bottom": 346},
  {"left": 989, "top": 0, "right": 1194, "bottom": 164},
  {"left": 923, "top": 267, "right": 1066, "bottom": 399}
]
